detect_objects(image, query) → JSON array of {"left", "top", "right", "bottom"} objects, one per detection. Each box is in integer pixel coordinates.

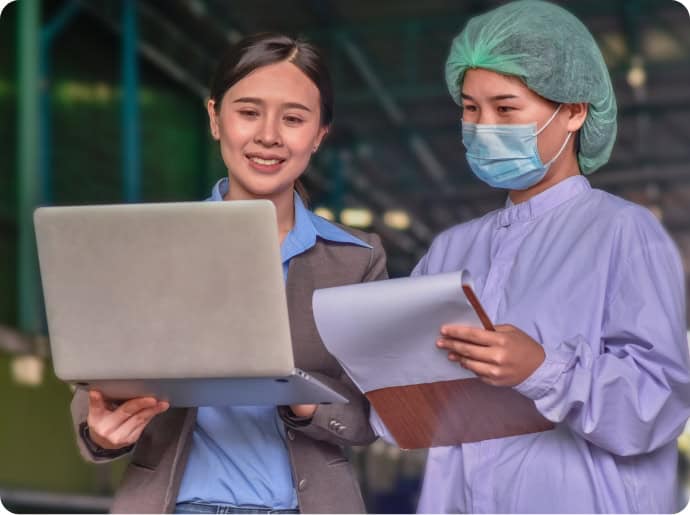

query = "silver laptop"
[{"left": 33, "top": 201, "right": 348, "bottom": 407}]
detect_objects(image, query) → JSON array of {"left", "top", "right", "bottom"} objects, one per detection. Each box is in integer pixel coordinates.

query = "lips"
[
  {"left": 245, "top": 153, "right": 286, "bottom": 173},
  {"left": 246, "top": 153, "right": 286, "bottom": 163}
]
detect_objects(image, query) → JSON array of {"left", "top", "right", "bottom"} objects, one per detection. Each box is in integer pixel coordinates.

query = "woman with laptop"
[{"left": 69, "top": 33, "right": 387, "bottom": 514}]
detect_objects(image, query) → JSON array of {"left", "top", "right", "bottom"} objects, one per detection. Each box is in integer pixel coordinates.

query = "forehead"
[
  {"left": 225, "top": 60, "right": 321, "bottom": 107},
  {"left": 461, "top": 68, "right": 535, "bottom": 99}
]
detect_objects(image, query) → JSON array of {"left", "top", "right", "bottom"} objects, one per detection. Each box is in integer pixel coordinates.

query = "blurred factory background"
[{"left": 1, "top": 0, "right": 689, "bottom": 512}]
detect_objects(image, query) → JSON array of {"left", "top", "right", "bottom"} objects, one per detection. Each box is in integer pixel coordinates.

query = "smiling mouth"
[{"left": 246, "top": 155, "right": 286, "bottom": 166}]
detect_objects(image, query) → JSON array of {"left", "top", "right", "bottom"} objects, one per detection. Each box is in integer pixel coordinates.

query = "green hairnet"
[{"left": 445, "top": 0, "right": 617, "bottom": 174}]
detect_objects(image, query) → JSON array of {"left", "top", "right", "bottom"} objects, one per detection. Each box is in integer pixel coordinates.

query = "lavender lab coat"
[{"left": 373, "top": 176, "right": 690, "bottom": 513}]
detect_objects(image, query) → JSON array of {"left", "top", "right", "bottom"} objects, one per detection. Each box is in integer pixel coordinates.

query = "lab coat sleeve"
[{"left": 515, "top": 213, "right": 690, "bottom": 456}]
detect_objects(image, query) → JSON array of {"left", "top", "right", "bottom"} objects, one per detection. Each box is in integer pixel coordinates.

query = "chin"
[{"left": 243, "top": 179, "right": 295, "bottom": 199}]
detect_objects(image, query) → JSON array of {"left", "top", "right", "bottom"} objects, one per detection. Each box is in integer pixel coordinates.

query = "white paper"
[{"left": 313, "top": 270, "right": 483, "bottom": 393}]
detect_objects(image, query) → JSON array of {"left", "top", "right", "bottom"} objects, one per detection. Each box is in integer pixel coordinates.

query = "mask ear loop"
[
  {"left": 535, "top": 104, "right": 563, "bottom": 136},
  {"left": 543, "top": 131, "right": 573, "bottom": 168},
  {"left": 535, "top": 103, "right": 573, "bottom": 167}
]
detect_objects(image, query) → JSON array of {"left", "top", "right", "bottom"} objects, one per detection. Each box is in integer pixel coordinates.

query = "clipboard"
[{"left": 313, "top": 270, "right": 554, "bottom": 449}]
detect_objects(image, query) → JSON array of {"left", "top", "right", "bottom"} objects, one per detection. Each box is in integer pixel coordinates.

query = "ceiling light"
[
  {"left": 314, "top": 206, "right": 335, "bottom": 221},
  {"left": 11, "top": 355, "right": 44, "bottom": 387},
  {"left": 626, "top": 56, "right": 646, "bottom": 89},
  {"left": 341, "top": 208, "right": 373, "bottom": 228},
  {"left": 383, "top": 209, "right": 411, "bottom": 230}
]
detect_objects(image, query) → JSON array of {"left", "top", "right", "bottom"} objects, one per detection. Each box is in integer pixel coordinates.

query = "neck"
[
  {"left": 223, "top": 178, "right": 296, "bottom": 244},
  {"left": 509, "top": 144, "right": 580, "bottom": 204}
]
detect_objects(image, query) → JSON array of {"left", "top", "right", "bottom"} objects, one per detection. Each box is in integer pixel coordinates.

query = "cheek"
[
  {"left": 536, "top": 131, "right": 564, "bottom": 163},
  {"left": 219, "top": 122, "right": 253, "bottom": 150},
  {"left": 284, "top": 130, "right": 319, "bottom": 157}
]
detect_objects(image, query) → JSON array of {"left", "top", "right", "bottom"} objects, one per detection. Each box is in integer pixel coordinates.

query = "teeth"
[{"left": 250, "top": 157, "right": 281, "bottom": 165}]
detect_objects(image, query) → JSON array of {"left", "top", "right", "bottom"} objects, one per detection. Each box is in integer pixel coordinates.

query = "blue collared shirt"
[{"left": 177, "top": 178, "right": 369, "bottom": 509}]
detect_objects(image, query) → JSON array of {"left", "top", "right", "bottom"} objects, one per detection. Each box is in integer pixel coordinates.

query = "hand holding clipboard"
[{"left": 438, "top": 272, "right": 548, "bottom": 390}]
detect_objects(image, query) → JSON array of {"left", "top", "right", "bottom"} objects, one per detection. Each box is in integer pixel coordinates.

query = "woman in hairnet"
[{"left": 371, "top": 1, "right": 690, "bottom": 512}]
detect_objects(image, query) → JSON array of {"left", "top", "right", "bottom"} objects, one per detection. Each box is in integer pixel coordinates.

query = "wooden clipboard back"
[{"left": 366, "top": 378, "right": 554, "bottom": 449}]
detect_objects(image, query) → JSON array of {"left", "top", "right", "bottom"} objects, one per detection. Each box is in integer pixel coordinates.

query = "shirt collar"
[
  {"left": 208, "top": 177, "right": 227, "bottom": 201},
  {"left": 496, "top": 175, "right": 591, "bottom": 228},
  {"left": 207, "top": 177, "right": 371, "bottom": 253}
]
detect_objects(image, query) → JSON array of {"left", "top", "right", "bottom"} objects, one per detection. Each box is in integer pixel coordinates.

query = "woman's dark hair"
[
  {"left": 209, "top": 32, "right": 333, "bottom": 125},
  {"left": 208, "top": 33, "right": 333, "bottom": 203}
]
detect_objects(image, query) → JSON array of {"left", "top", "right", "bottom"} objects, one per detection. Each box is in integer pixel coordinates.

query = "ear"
[
  {"left": 207, "top": 99, "right": 220, "bottom": 140},
  {"left": 565, "top": 103, "right": 588, "bottom": 133},
  {"left": 313, "top": 125, "right": 329, "bottom": 153}
]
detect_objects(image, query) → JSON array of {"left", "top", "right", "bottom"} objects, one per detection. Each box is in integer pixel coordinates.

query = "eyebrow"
[
  {"left": 461, "top": 93, "right": 520, "bottom": 102},
  {"left": 232, "top": 97, "right": 312, "bottom": 112}
]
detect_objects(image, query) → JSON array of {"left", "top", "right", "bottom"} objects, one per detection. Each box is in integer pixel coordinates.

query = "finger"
[
  {"left": 440, "top": 324, "right": 495, "bottom": 346},
  {"left": 88, "top": 390, "right": 107, "bottom": 418},
  {"left": 111, "top": 397, "right": 160, "bottom": 424},
  {"left": 125, "top": 420, "right": 151, "bottom": 445},
  {"left": 494, "top": 324, "right": 516, "bottom": 333},
  {"left": 449, "top": 355, "right": 504, "bottom": 386},
  {"left": 123, "top": 402, "right": 168, "bottom": 443},
  {"left": 290, "top": 404, "right": 317, "bottom": 417},
  {"left": 96, "top": 397, "right": 159, "bottom": 435},
  {"left": 104, "top": 403, "right": 167, "bottom": 448},
  {"left": 437, "top": 339, "right": 496, "bottom": 363}
]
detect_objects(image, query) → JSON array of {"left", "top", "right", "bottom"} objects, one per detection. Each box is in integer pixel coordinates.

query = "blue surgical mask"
[{"left": 462, "top": 105, "right": 572, "bottom": 190}]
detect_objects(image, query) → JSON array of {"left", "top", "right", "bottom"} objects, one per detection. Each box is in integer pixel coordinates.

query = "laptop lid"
[{"left": 34, "top": 201, "right": 295, "bottom": 382}]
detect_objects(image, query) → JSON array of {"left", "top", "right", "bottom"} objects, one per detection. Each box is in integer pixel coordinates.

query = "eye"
[
  {"left": 462, "top": 104, "right": 477, "bottom": 113},
  {"left": 238, "top": 109, "right": 259, "bottom": 118},
  {"left": 497, "top": 106, "right": 516, "bottom": 113},
  {"left": 284, "top": 115, "right": 305, "bottom": 126}
]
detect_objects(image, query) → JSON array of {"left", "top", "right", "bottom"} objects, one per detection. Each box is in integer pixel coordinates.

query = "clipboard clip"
[{"left": 460, "top": 270, "right": 495, "bottom": 332}]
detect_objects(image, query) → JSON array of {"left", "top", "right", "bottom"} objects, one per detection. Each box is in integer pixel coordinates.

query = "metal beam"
[
  {"left": 336, "top": 33, "right": 450, "bottom": 189},
  {"left": 16, "top": 0, "right": 42, "bottom": 334},
  {"left": 121, "top": 0, "right": 140, "bottom": 202},
  {"left": 78, "top": 0, "right": 208, "bottom": 99},
  {"left": 301, "top": 0, "right": 663, "bottom": 40},
  {"left": 40, "top": 0, "right": 81, "bottom": 205}
]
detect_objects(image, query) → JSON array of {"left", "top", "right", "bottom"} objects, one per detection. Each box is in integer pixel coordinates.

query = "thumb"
[{"left": 88, "top": 389, "right": 107, "bottom": 417}]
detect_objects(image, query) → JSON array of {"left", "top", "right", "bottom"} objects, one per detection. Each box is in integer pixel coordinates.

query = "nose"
[
  {"left": 462, "top": 107, "right": 496, "bottom": 125},
  {"left": 476, "top": 110, "right": 497, "bottom": 125},
  {"left": 254, "top": 116, "right": 282, "bottom": 147}
]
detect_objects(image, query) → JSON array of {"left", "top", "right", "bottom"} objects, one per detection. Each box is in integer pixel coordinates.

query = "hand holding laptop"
[
  {"left": 290, "top": 404, "right": 317, "bottom": 417},
  {"left": 86, "top": 390, "right": 169, "bottom": 450},
  {"left": 85, "top": 389, "right": 315, "bottom": 450}
]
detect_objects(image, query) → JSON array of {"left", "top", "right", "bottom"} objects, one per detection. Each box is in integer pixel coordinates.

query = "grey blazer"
[{"left": 71, "top": 228, "right": 387, "bottom": 514}]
